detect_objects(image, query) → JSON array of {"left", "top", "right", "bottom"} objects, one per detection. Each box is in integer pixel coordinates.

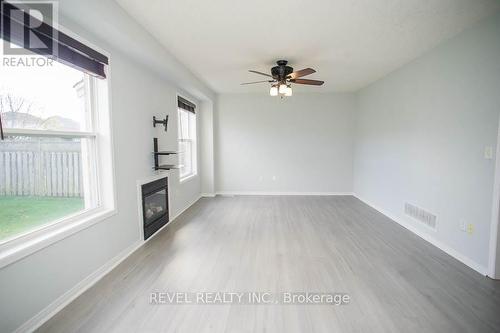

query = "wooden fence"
[{"left": 0, "top": 140, "right": 83, "bottom": 197}]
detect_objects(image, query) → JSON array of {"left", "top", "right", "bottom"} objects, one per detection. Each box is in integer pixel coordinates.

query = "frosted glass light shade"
[
  {"left": 270, "top": 86, "right": 278, "bottom": 96},
  {"left": 278, "top": 84, "right": 287, "bottom": 94}
]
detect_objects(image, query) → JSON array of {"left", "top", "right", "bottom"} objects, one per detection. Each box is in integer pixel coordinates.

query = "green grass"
[{"left": 0, "top": 196, "right": 84, "bottom": 241}]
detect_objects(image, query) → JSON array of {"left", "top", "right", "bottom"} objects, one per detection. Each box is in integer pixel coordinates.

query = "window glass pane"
[
  {"left": 178, "top": 141, "right": 186, "bottom": 175},
  {"left": 0, "top": 59, "right": 91, "bottom": 132},
  {"left": 178, "top": 107, "right": 196, "bottom": 180},
  {"left": 179, "top": 109, "right": 189, "bottom": 140},
  {"left": 185, "top": 141, "right": 193, "bottom": 176},
  {"left": 188, "top": 112, "right": 196, "bottom": 140},
  {"left": 179, "top": 140, "right": 192, "bottom": 178},
  {"left": 0, "top": 136, "right": 95, "bottom": 242}
]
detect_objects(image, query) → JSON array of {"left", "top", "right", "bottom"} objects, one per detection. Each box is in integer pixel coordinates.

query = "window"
[
  {"left": 177, "top": 96, "right": 197, "bottom": 181},
  {"left": 0, "top": 58, "right": 102, "bottom": 242},
  {"left": 0, "top": 3, "right": 112, "bottom": 265}
]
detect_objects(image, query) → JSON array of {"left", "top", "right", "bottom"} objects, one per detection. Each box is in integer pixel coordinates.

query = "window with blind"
[
  {"left": 0, "top": 2, "right": 111, "bottom": 250},
  {"left": 177, "top": 96, "right": 197, "bottom": 181}
]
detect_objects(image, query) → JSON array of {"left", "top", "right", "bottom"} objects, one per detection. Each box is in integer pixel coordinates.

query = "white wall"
[
  {"left": 353, "top": 15, "right": 500, "bottom": 273},
  {"left": 0, "top": 1, "right": 214, "bottom": 332},
  {"left": 215, "top": 93, "right": 356, "bottom": 194},
  {"left": 200, "top": 100, "right": 216, "bottom": 195}
]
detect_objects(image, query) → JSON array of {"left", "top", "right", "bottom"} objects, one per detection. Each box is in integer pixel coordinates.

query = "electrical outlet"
[
  {"left": 484, "top": 146, "right": 494, "bottom": 160},
  {"left": 467, "top": 223, "right": 474, "bottom": 235},
  {"left": 459, "top": 220, "right": 467, "bottom": 232}
]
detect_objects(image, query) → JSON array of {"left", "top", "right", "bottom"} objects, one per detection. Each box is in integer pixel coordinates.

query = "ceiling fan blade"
[
  {"left": 290, "top": 79, "right": 324, "bottom": 86},
  {"left": 288, "top": 68, "right": 316, "bottom": 79},
  {"left": 248, "top": 70, "right": 273, "bottom": 78},
  {"left": 240, "top": 80, "right": 274, "bottom": 85}
]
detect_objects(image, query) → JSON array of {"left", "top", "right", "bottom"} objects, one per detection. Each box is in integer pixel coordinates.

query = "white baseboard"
[
  {"left": 15, "top": 240, "right": 143, "bottom": 333},
  {"left": 354, "top": 194, "right": 488, "bottom": 276},
  {"left": 216, "top": 191, "right": 354, "bottom": 196},
  {"left": 16, "top": 194, "right": 203, "bottom": 333},
  {"left": 200, "top": 193, "right": 216, "bottom": 198}
]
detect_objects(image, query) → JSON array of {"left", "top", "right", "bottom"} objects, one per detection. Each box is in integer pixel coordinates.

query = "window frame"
[
  {"left": 176, "top": 94, "right": 197, "bottom": 183},
  {"left": 0, "top": 28, "right": 116, "bottom": 269}
]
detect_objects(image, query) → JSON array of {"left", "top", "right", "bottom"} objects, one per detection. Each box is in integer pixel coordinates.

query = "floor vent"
[{"left": 404, "top": 203, "right": 437, "bottom": 230}]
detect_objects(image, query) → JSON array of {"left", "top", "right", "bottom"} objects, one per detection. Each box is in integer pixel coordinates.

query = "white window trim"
[
  {"left": 0, "top": 207, "right": 116, "bottom": 268},
  {"left": 179, "top": 171, "right": 197, "bottom": 184},
  {"left": 176, "top": 93, "right": 198, "bottom": 183},
  {"left": 2, "top": 128, "right": 96, "bottom": 138},
  {"left": 0, "top": 29, "right": 116, "bottom": 269}
]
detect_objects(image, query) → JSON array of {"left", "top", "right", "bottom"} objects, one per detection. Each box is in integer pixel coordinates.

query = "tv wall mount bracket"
[{"left": 153, "top": 115, "right": 169, "bottom": 132}]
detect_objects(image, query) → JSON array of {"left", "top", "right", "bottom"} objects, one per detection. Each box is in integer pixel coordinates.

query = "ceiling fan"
[{"left": 241, "top": 60, "right": 324, "bottom": 97}]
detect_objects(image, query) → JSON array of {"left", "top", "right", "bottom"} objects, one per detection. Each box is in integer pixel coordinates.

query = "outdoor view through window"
[
  {"left": 0, "top": 55, "right": 98, "bottom": 242},
  {"left": 178, "top": 107, "right": 197, "bottom": 180}
]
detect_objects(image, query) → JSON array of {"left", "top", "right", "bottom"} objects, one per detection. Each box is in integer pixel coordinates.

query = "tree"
[{"left": 0, "top": 90, "right": 42, "bottom": 128}]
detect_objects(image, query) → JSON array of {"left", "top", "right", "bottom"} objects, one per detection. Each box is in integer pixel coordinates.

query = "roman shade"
[
  {"left": 178, "top": 96, "right": 196, "bottom": 113},
  {"left": 0, "top": 0, "right": 109, "bottom": 78}
]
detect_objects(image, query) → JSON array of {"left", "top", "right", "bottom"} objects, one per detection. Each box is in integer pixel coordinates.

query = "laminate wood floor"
[{"left": 38, "top": 196, "right": 500, "bottom": 333}]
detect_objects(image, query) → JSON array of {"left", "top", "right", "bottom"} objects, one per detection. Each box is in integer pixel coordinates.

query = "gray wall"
[
  {"left": 215, "top": 93, "right": 356, "bottom": 193},
  {"left": 353, "top": 15, "right": 500, "bottom": 271},
  {"left": 0, "top": 0, "right": 215, "bottom": 331}
]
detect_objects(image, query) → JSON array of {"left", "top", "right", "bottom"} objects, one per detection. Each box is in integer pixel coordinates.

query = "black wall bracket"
[
  {"left": 153, "top": 138, "right": 180, "bottom": 171},
  {"left": 153, "top": 115, "right": 169, "bottom": 132}
]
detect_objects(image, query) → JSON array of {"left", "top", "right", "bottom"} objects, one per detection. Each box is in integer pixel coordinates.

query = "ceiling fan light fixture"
[
  {"left": 278, "top": 83, "right": 287, "bottom": 94},
  {"left": 245, "top": 60, "right": 324, "bottom": 96},
  {"left": 270, "top": 85, "right": 278, "bottom": 96}
]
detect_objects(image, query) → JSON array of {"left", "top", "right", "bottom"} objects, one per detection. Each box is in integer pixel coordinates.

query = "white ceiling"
[{"left": 115, "top": 0, "right": 500, "bottom": 93}]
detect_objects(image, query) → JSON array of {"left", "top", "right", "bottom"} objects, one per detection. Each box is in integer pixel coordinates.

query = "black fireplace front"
[{"left": 142, "top": 177, "right": 169, "bottom": 240}]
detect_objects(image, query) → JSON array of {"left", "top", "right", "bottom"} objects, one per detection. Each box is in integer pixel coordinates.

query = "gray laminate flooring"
[{"left": 38, "top": 196, "right": 500, "bottom": 333}]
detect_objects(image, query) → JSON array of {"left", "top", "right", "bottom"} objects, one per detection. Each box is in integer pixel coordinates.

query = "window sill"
[
  {"left": 0, "top": 207, "right": 117, "bottom": 269},
  {"left": 180, "top": 173, "right": 198, "bottom": 184}
]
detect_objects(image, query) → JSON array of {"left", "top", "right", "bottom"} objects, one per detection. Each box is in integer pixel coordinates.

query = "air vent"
[{"left": 405, "top": 203, "right": 437, "bottom": 230}]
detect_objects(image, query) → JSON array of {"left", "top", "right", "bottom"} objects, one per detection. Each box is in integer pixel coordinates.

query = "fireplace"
[{"left": 141, "top": 177, "right": 169, "bottom": 240}]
